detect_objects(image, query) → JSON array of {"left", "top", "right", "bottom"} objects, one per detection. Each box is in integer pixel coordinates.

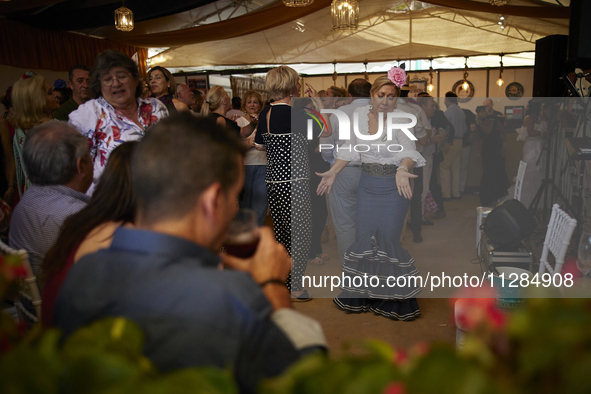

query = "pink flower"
[
  {"left": 383, "top": 382, "right": 406, "bottom": 394},
  {"left": 393, "top": 347, "right": 408, "bottom": 365},
  {"left": 387, "top": 67, "right": 407, "bottom": 88}
]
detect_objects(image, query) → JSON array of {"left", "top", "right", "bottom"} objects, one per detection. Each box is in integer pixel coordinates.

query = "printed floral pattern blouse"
[{"left": 69, "top": 96, "right": 168, "bottom": 195}]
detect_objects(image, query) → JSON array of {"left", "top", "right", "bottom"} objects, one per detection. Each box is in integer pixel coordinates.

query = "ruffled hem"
[
  {"left": 338, "top": 228, "right": 421, "bottom": 299},
  {"left": 333, "top": 294, "right": 421, "bottom": 321}
]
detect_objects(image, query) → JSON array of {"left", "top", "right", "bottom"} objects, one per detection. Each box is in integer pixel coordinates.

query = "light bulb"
[
  {"left": 497, "top": 78, "right": 504, "bottom": 87},
  {"left": 462, "top": 81, "right": 469, "bottom": 90},
  {"left": 427, "top": 84, "right": 434, "bottom": 92}
]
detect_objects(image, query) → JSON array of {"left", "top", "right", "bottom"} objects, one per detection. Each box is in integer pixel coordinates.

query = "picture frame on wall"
[
  {"left": 188, "top": 76, "right": 208, "bottom": 91},
  {"left": 452, "top": 80, "right": 475, "bottom": 103},
  {"left": 505, "top": 82, "right": 524, "bottom": 100},
  {"left": 409, "top": 76, "right": 428, "bottom": 97}
]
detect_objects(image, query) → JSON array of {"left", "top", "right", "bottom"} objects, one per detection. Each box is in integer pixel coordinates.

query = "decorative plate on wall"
[
  {"left": 452, "top": 80, "right": 475, "bottom": 103},
  {"left": 505, "top": 82, "right": 524, "bottom": 100}
]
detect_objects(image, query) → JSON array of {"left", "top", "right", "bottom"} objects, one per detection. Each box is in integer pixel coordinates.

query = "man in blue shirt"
[
  {"left": 54, "top": 113, "right": 327, "bottom": 393},
  {"left": 441, "top": 92, "right": 466, "bottom": 200}
]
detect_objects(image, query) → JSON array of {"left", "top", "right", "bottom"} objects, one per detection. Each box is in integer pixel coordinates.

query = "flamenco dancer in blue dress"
[{"left": 317, "top": 68, "right": 425, "bottom": 320}]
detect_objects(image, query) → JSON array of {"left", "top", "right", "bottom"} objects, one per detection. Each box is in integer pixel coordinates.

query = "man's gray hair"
[{"left": 24, "top": 121, "right": 90, "bottom": 186}]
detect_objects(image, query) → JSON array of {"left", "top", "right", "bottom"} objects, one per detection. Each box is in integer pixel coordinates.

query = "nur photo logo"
[{"left": 304, "top": 106, "right": 418, "bottom": 153}]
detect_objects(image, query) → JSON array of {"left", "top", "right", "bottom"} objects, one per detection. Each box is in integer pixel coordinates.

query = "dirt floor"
[{"left": 291, "top": 193, "right": 485, "bottom": 355}]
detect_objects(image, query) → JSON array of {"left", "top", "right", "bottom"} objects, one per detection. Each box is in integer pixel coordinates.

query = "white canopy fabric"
[{"left": 150, "top": 0, "right": 568, "bottom": 68}]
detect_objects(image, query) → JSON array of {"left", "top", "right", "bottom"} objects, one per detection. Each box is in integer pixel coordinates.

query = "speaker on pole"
[
  {"left": 533, "top": 35, "right": 568, "bottom": 98},
  {"left": 568, "top": 0, "right": 591, "bottom": 63}
]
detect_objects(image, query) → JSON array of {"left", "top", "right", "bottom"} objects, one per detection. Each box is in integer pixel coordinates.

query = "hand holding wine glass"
[{"left": 223, "top": 209, "right": 260, "bottom": 258}]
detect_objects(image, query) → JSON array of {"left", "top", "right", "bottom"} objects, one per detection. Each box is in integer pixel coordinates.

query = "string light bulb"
[
  {"left": 332, "top": 61, "right": 338, "bottom": 83},
  {"left": 462, "top": 57, "right": 469, "bottom": 91},
  {"left": 496, "top": 54, "right": 504, "bottom": 87},
  {"left": 427, "top": 59, "right": 435, "bottom": 92}
]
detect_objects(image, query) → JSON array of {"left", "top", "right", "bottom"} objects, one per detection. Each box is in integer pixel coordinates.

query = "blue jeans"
[{"left": 239, "top": 165, "right": 268, "bottom": 226}]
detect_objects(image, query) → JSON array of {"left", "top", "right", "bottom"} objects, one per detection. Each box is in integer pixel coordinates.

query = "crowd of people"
[{"left": 0, "top": 48, "right": 538, "bottom": 391}]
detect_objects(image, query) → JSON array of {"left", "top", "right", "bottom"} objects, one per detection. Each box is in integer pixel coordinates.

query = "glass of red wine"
[{"left": 223, "top": 209, "right": 260, "bottom": 258}]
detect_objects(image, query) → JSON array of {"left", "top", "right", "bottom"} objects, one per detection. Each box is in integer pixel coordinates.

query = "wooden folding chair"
[{"left": 0, "top": 240, "right": 41, "bottom": 327}]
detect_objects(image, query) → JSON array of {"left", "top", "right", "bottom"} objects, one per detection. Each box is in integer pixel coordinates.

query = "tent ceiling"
[
  {"left": 0, "top": 0, "right": 570, "bottom": 68},
  {"left": 149, "top": 0, "right": 569, "bottom": 68}
]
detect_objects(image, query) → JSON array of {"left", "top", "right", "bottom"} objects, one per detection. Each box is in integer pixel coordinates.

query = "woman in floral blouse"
[{"left": 69, "top": 49, "right": 168, "bottom": 195}]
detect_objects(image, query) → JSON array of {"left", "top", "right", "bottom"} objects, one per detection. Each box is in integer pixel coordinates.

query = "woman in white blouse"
[{"left": 317, "top": 70, "right": 425, "bottom": 321}]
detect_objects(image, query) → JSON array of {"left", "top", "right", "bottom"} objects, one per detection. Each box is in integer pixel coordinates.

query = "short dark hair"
[
  {"left": 132, "top": 112, "right": 248, "bottom": 224},
  {"left": 24, "top": 121, "right": 89, "bottom": 186},
  {"left": 68, "top": 65, "right": 89, "bottom": 82},
  {"left": 348, "top": 79, "right": 371, "bottom": 98},
  {"left": 445, "top": 91, "right": 458, "bottom": 104},
  {"left": 90, "top": 49, "right": 141, "bottom": 99},
  {"left": 231, "top": 97, "right": 242, "bottom": 110},
  {"left": 417, "top": 95, "right": 434, "bottom": 108},
  {"left": 191, "top": 89, "right": 203, "bottom": 99}
]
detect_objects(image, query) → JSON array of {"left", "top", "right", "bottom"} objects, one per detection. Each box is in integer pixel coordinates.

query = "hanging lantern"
[
  {"left": 496, "top": 54, "right": 505, "bottom": 87},
  {"left": 332, "top": 0, "right": 359, "bottom": 31},
  {"left": 462, "top": 57, "right": 470, "bottom": 91},
  {"left": 115, "top": 6, "right": 134, "bottom": 32},
  {"left": 282, "top": 0, "right": 314, "bottom": 7},
  {"left": 332, "top": 61, "right": 338, "bottom": 83},
  {"left": 427, "top": 59, "right": 435, "bottom": 92}
]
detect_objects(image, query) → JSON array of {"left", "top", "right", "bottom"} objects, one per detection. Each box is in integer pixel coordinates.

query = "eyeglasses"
[{"left": 101, "top": 73, "right": 131, "bottom": 86}]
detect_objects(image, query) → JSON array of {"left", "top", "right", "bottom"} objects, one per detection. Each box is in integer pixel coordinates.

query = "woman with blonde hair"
[
  {"left": 148, "top": 66, "right": 189, "bottom": 112},
  {"left": 253, "top": 66, "right": 331, "bottom": 300},
  {"left": 201, "top": 86, "right": 257, "bottom": 137},
  {"left": 12, "top": 73, "right": 60, "bottom": 197},
  {"left": 237, "top": 90, "right": 267, "bottom": 226},
  {"left": 317, "top": 69, "right": 424, "bottom": 321}
]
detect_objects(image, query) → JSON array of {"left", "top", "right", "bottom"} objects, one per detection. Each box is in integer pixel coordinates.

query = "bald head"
[
  {"left": 483, "top": 98, "right": 494, "bottom": 114},
  {"left": 177, "top": 83, "right": 194, "bottom": 107}
]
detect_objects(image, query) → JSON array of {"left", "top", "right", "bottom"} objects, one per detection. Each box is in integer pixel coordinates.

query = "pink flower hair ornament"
[{"left": 387, "top": 67, "right": 407, "bottom": 89}]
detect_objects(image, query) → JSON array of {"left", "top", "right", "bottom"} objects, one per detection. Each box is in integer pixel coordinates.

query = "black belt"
[{"left": 361, "top": 163, "right": 398, "bottom": 177}]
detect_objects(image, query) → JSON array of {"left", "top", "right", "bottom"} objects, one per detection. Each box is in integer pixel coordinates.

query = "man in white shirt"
[{"left": 324, "top": 79, "right": 371, "bottom": 265}]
